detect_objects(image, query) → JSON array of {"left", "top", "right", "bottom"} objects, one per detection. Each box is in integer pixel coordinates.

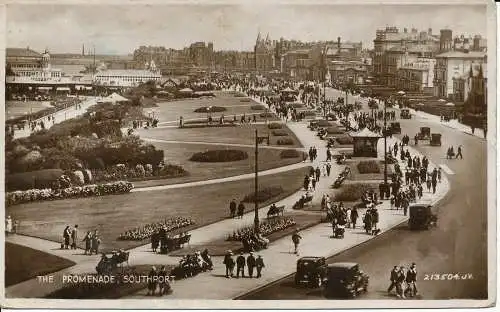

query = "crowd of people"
[
  {"left": 118, "top": 217, "right": 195, "bottom": 241},
  {"left": 223, "top": 250, "right": 265, "bottom": 278},
  {"left": 387, "top": 263, "right": 418, "bottom": 298}
]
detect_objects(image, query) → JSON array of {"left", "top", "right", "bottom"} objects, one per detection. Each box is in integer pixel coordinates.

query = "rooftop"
[
  {"left": 95, "top": 69, "right": 161, "bottom": 77},
  {"left": 7, "top": 48, "right": 42, "bottom": 58},
  {"left": 436, "top": 51, "right": 487, "bottom": 59}
]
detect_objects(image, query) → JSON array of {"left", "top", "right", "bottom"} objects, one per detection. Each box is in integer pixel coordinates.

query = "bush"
[
  {"left": 158, "top": 164, "right": 187, "bottom": 177},
  {"left": 357, "top": 161, "right": 381, "bottom": 174},
  {"left": 251, "top": 105, "right": 265, "bottom": 110},
  {"left": 6, "top": 169, "right": 64, "bottom": 191},
  {"left": 336, "top": 135, "right": 354, "bottom": 145},
  {"left": 193, "top": 106, "right": 227, "bottom": 113},
  {"left": 242, "top": 186, "right": 284, "bottom": 203},
  {"left": 279, "top": 149, "right": 303, "bottom": 159},
  {"left": 260, "top": 112, "right": 274, "bottom": 118},
  {"left": 271, "top": 130, "right": 288, "bottom": 136},
  {"left": 334, "top": 183, "right": 377, "bottom": 202},
  {"left": 189, "top": 149, "right": 248, "bottom": 162},
  {"left": 268, "top": 123, "right": 283, "bottom": 129},
  {"left": 326, "top": 126, "right": 345, "bottom": 134},
  {"left": 277, "top": 138, "right": 294, "bottom": 146}
]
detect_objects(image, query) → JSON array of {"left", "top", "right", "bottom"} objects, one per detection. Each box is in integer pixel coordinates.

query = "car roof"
[
  {"left": 298, "top": 257, "right": 324, "bottom": 261},
  {"left": 327, "top": 262, "right": 359, "bottom": 269},
  {"left": 410, "top": 201, "right": 432, "bottom": 207}
]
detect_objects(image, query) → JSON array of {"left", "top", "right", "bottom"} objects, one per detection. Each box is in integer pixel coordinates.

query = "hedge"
[
  {"left": 326, "top": 126, "right": 345, "bottom": 134},
  {"left": 268, "top": 123, "right": 283, "bottom": 129},
  {"left": 271, "top": 130, "right": 288, "bottom": 136},
  {"left": 336, "top": 135, "right": 354, "bottom": 145},
  {"left": 6, "top": 169, "right": 65, "bottom": 191},
  {"left": 251, "top": 105, "right": 265, "bottom": 110},
  {"left": 316, "top": 120, "right": 331, "bottom": 127},
  {"left": 279, "top": 149, "right": 303, "bottom": 159},
  {"left": 242, "top": 186, "right": 284, "bottom": 203},
  {"left": 333, "top": 183, "right": 377, "bottom": 202},
  {"left": 277, "top": 138, "right": 294, "bottom": 146},
  {"left": 357, "top": 160, "right": 381, "bottom": 174},
  {"left": 193, "top": 106, "right": 227, "bottom": 113},
  {"left": 189, "top": 149, "right": 248, "bottom": 162}
]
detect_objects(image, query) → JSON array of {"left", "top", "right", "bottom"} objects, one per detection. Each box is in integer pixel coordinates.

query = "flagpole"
[{"left": 254, "top": 128, "right": 259, "bottom": 234}]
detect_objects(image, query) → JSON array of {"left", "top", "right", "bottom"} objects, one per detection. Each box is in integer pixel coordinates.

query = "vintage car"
[
  {"left": 308, "top": 120, "right": 320, "bottom": 130},
  {"left": 323, "top": 262, "right": 369, "bottom": 298},
  {"left": 400, "top": 108, "right": 412, "bottom": 119},
  {"left": 430, "top": 133, "right": 442, "bottom": 146},
  {"left": 389, "top": 122, "right": 402, "bottom": 134},
  {"left": 408, "top": 203, "right": 438, "bottom": 230},
  {"left": 294, "top": 257, "right": 328, "bottom": 287},
  {"left": 417, "top": 127, "right": 431, "bottom": 140}
]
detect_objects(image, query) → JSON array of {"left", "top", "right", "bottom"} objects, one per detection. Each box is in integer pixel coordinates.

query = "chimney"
[{"left": 337, "top": 37, "right": 341, "bottom": 50}]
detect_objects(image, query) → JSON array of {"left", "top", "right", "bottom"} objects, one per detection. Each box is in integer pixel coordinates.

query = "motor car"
[
  {"left": 294, "top": 257, "right": 328, "bottom": 287},
  {"left": 408, "top": 203, "right": 437, "bottom": 230},
  {"left": 323, "top": 262, "right": 369, "bottom": 298},
  {"left": 417, "top": 127, "right": 431, "bottom": 140},
  {"left": 400, "top": 109, "right": 411, "bottom": 119},
  {"left": 430, "top": 133, "right": 442, "bottom": 146},
  {"left": 389, "top": 122, "right": 402, "bottom": 134}
]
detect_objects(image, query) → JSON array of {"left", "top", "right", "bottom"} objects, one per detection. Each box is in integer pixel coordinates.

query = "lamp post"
[
  {"left": 383, "top": 96, "right": 388, "bottom": 185},
  {"left": 254, "top": 129, "right": 260, "bottom": 234}
]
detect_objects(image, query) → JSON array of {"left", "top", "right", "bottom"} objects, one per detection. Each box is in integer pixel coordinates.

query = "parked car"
[
  {"left": 389, "top": 122, "right": 401, "bottom": 134},
  {"left": 430, "top": 133, "right": 442, "bottom": 146},
  {"left": 323, "top": 262, "right": 369, "bottom": 298},
  {"left": 408, "top": 203, "right": 437, "bottom": 230},
  {"left": 400, "top": 109, "right": 411, "bottom": 119},
  {"left": 294, "top": 257, "right": 328, "bottom": 288}
]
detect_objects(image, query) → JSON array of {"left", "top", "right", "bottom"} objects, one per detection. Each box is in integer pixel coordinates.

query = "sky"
[{"left": 6, "top": 3, "right": 488, "bottom": 55}]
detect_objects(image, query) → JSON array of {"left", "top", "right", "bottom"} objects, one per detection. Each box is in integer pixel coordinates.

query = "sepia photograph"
[{"left": 1, "top": 0, "right": 496, "bottom": 309}]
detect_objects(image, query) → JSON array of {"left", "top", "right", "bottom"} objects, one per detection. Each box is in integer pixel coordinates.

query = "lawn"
[
  {"left": 168, "top": 212, "right": 323, "bottom": 256},
  {"left": 6, "top": 101, "right": 53, "bottom": 120},
  {"left": 135, "top": 123, "right": 302, "bottom": 148},
  {"left": 7, "top": 167, "right": 310, "bottom": 252},
  {"left": 5, "top": 242, "right": 76, "bottom": 287},
  {"left": 152, "top": 92, "right": 273, "bottom": 123},
  {"left": 346, "top": 160, "right": 395, "bottom": 181},
  {"left": 131, "top": 142, "right": 305, "bottom": 188}
]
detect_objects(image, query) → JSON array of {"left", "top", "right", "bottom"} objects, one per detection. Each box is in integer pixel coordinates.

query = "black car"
[
  {"left": 294, "top": 257, "right": 327, "bottom": 287},
  {"left": 323, "top": 262, "right": 369, "bottom": 298},
  {"left": 389, "top": 122, "right": 402, "bottom": 134},
  {"left": 409, "top": 203, "right": 438, "bottom": 230}
]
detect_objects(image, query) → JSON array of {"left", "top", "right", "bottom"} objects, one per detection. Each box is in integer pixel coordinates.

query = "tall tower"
[{"left": 82, "top": 44, "right": 85, "bottom": 56}]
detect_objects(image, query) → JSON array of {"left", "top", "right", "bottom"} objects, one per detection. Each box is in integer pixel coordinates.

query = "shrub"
[
  {"left": 158, "top": 164, "right": 187, "bottom": 177},
  {"left": 73, "top": 171, "right": 85, "bottom": 185},
  {"left": 326, "top": 126, "right": 344, "bottom": 134},
  {"left": 260, "top": 112, "right": 274, "bottom": 118},
  {"left": 333, "top": 183, "right": 378, "bottom": 202},
  {"left": 336, "top": 135, "right": 354, "bottom": 145},
  {"left": 251, "top": 105, "right": 265, "bottom": 110},
  {"left": 268, "top": 123, "right": 283, "bottom": 129},
  {"left": 357, "top": 161, "right": 381, "bottom": 174},
  {"left": 271, "top": 130, "right": 288, "bottom": 136},
  {"left": 242, "top": 186, "right": 284, "bottom": 203},
  {"left": 193, "top": 106, "right": 227, "bottom": 113},
  {"left": 189, "top": 149, "right": 248, "bottom": 162},
  {"left": 277, "top": 138, "right": 294, "bottom": 146},
  {"left": 6, "top": 169, "right": 64, "bottom": 191},
  {"left": 279, "top": 149, "right": 303, "bottom": 159}
]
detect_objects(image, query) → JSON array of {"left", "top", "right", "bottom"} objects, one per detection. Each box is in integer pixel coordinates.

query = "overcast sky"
[{"left": 6, "top": 3, "right": 487, "bottom": 55}]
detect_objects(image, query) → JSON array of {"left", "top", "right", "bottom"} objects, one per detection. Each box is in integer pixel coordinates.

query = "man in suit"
[
  {"left": 229, "top": 199, "right": 237, "bottom": 218},
  {"left": 237, "top": 202, "right": 245, "bottom": 219},
  {"left": 246, "top": 252, "right": 256, "bottom": 278},
  {"left": 387, "top": 266, "right": 399, "bottom": 294},
  {"left": 236, "top": 252, "right": 246, "bottom": 278},
  {"left": 255, "top": 255, "right": 265, "bottom": 278}
]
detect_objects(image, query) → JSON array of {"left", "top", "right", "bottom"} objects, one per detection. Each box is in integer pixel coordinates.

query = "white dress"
[{"left": 6, "top": 218, "right": 13, "bottom": 233}]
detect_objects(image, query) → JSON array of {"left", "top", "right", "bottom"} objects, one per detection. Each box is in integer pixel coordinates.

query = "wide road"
[{"left": 241, "top": 91, "right": 488, "bottom": 300}]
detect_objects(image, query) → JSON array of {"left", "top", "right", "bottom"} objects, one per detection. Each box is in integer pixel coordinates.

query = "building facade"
[
  {"left": 93, "top": 61, "right": 161, "bottom": 87},
  {"left": 7, "top": 48, "right": 63, "bottom": 81},
  {"left": 396, "top": 58, "right": 436, "bottom": 92},
  {"left": 327, "top": 60, "right": 369, "bottom": 85},
  {"left": 254, "top": 33, "right": 276, "bottom": 73}
]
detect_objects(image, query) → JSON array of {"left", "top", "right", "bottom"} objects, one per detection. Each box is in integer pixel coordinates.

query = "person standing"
[
  {"left": 229, "top": 199, "right": 237, "bottom": 218},
  {"left": 5, "top": 215, "right": 13, "bottom": 236},
  {"left": 237, "top": 201, "right": 245, "bottom": 219},
  {"left": 292, "top": 230, "right": 302, "bottom": 254},
  {"left": 456, "top": 145, "right": 463, "bottom": 159},
  {"left": 326, "top": 163, "right": 332, "bottom": 176},
  {"left": 387, "top": 266, "right": 399, "bottom": 294},
  {"left": 315, "top": 167, "right": 321, "bottom": 182},
  {"left": 71, "top": 225, "right": 78, "bottom": 250},
  {"left": 396, "top": 266, "right": 407, "bottom": 298},
  {"left": 311, "top": 178, "right": 317, "bottom": 190},
  {"left": 91, "top": 230, "right": 101, "bottom": 255},
  {"left": 438, "top": 168, "right": 442, "bottom": 183},
  {"left": 63, "top": 226, "right": 71, "bottom": 249},
  {"left": 255, "top": 255, "right": 265, "bottom": 278},
  {"left": 405, "top": 263, "right": 418, "bottom": 297},
  {"left": 82, "top": 231, "right": 92, "bottom": 255},
  {"left": 345, "top": 207, "right": 352, "bottom": 228},
  {"left": 350, "top": 207, "right": 358, "bottom": 229},
  {"left": 246, "top": 252, "right": 256, "bottom": 278},
  {"left": 223, "top": 250, "right": 235, "bottom": 278},
  {"left": 236, "top": 252, "right": 246, "bottom": 278}
]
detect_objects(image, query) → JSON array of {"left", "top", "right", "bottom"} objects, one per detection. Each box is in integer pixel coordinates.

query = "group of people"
[
  {"left": 228, "top": 199, "right": 247, "bottom": 219},
  {"left": 307, "top": 146, "right": 319, "bottom": 162},
  {"left": 146, "top": 265, "right": 172, "bottom": 296},
  {"left": 387, "top": 263, "right": 418, "bottom": 298},
  {"left": 82, "top": 229, "right": 101, "bottom": 255},
  {"left": 5, "top": 215, "right": 18, "bottom": 235},
  {"left": 62, "top": 225, "right": 80, "bottom": 250},
  {"left": 118, "top": 217, "right": 195, "bottom": 241},
  {"left": 446, "top": 145, "right": 463, "bottom": 159},
  {"left": 223, "top": 250, "right": 265, "bottom": 278},
  {"left": 150, "top": 230, "right": 190, "bottom": 253},
  {"left": 172, "top": 249, "right": 213, "bottom": 278}
]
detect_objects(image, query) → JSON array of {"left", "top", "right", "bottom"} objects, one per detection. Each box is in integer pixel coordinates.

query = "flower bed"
[
  {"left": 193, "top": 106, "right": 227, "bottom": 113},
  {"left": 271, "top": 129, "right": 288, "bottom": 136},
  {"left": 357, "top": 160, "right": 381, "bottom": 174},
  {"left": 118, "top": 217, "right": 196, "bottom": 241},
  {"left": 267, "top": 122, "right": 283, "bottom": 129},
  {"left": 251, "top": 105, "right": 265, "bottom": 110},
  {"left": 277, "top": 138, "right": 294, "bottom": 145},
  {"left": 6, "top": 181, "right": 134, "bottom": 206},
  {"left": 91, "top": 164, "right": 187, "bottom": 184},
  {"left": 333, "top": 183, "right": 377, "bottom": 202},
  {"left": 189, "top": 149, "right": 248, "bottom": 162},
  {"left": 242, "top": 186, "right": 284, "bottom": 203},
  {"left": 226, "top": 217, "right": 297, "bottom": 241},
  {"left": 279, "top": 149, "right": 303, "bottom": 159}
]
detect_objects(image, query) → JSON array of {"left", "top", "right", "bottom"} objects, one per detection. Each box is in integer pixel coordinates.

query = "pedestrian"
[
  {"left": 158, "top": 265, "right": 171, "bottom": 296},
  {"left": 71, "top": 225, "right": 78, "bottom": 249},
  {"left": 63, "top": 226, "right": 71, "bottom": 249},
  {"left": 311, "top": 178, "right": 317, "bottom": 190},
  {"left": 438, "top": 168, "right": 442, "bottom": 183},
  {"left": 236, "top": 252, "right": 246, "bottom": 278},
  {"left": 247, "top": 252, "right": 256, "bottom": 278},
  {"left": 82, "top": 231, "right": 92, "bottom": 255},
  {"left": 229, "top": 199, "right": 237, "bottom": 218},
  {"left": 345, "top": 207, "right": 352, "bottom": 228},
  {"left": 237, "top": 201, "right": 245, "bottom": 219},
  {"left": 387, "top": 266, "right": 399, "bottom": 294},
  {"left": 5, "top": 215, "right": 13, "bottom": 236},
  {"left": 426, "top": 176, "right": 432, "bottom": 192},
  {"left": 315, "top": 167, "right": 321, "bottom": 182},
  {"left": 405, "top": 263, "right": 418, "bottom": 297},
  {"left": 256, "top": 255, "right": 265, "bottom": 278},
  {"left": 456, "top": 145, "right": 463, "bottom": 159},
  {"left": 350, "top": 207, "right": 358, "bottom": 229},
  {"left": 326, "top": 163, "right": 331, "bottom": 176},
  {"left": 223, "top": 250, "right": 235, "bottom": 278},
  {"left": 432, "top": 178, "right": 437, "bottom": 194},
  {"left": 147, "top": 266, "right": 158, "bottom": 296},
  {"left": 396, "top": 266, "right": 407, "bottom": 298},
  {"left": 91, "top": 230, "right": 101, "bottom": 255},
  {"left": 292, "top": 230, "right": 302, "bottom": 254}
]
